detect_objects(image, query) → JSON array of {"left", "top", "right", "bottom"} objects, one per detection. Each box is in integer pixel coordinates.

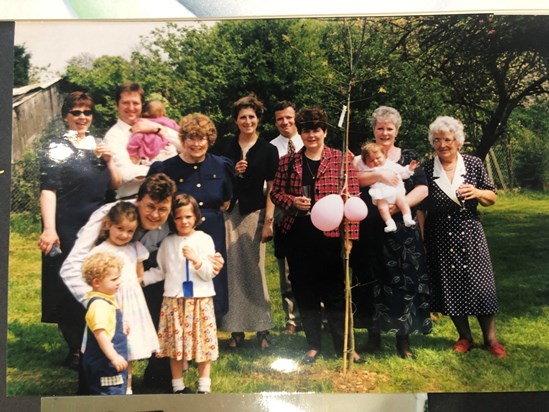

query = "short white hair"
[
  {"left": 428, "top": 116, "right": 465, "bottom": 146},
  {"left": 371, "top": 106, "right": 402, "bottom": 131}
]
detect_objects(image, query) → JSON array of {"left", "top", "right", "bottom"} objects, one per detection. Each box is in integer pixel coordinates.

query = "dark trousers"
[{"left": 285, "top": 216, "right": 346, "bottom": 355}]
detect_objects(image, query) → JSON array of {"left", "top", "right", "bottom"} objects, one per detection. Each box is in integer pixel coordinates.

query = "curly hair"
[
  {"left": 296, "top": 108, "right": 328, "bottom": 132},
  {"left": 82, "top": 252, "right": 123, "bottom": 286},
  {"left": 428, "top": 116, "right": 465, "bottom": 147},
  {"left": 370, "top": 106, "right": 402, "bottom": 131},
  {"left": 179, "top": 113, "right": 218, "bottom": 147}
]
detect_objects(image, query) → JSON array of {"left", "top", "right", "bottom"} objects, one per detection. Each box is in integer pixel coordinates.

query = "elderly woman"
[
  {"left": 211, "top": 95, "right": 278, "bottom": 349},
  {"left": 350, "top": 106, "right": 432, "bottom": 359},
  {"left": 148, "top": 113, "right": 233, "bottom": 319},
  {"left": 38, "top": 91, "right": 120, "bottom": 369},
  {"left": 271, "top": 108, "right": 363, "bottom": 364},
  {"left": 417, "top": 116, "right": 506, "bottom": 358}
]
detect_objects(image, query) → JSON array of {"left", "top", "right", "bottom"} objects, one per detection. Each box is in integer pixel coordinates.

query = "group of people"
[{"left": 37, "top": 82, "right": 506, "bottom": 396}]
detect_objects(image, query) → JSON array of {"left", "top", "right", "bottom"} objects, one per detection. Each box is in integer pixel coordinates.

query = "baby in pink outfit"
[{"left": 127, "top": 100, "right": 179, "bottom": 165}]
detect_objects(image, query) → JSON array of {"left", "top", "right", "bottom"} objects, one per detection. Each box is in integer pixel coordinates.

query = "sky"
[{"left": 14, "top": 21, "right": 202, "bottom": 82}]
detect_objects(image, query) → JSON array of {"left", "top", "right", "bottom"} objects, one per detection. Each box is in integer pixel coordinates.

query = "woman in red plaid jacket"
[{"left": 270, "top": 108, "right": 364, "bottom": 364}]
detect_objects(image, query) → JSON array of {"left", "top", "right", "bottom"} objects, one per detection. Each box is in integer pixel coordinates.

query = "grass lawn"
[{"left": 6, "top": 191, "right": 549, "bottom": 396}]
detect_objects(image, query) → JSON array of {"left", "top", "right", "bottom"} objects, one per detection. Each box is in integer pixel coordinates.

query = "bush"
[{"left": 513, "top": 129, "right": 549, "bottom": 191}]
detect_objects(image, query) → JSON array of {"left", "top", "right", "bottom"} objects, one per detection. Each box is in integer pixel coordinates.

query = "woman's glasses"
[
  {"left": 69, "top": 110, "right": 93, "bottom": 117},
  {"left": 433, "top": 137, "right": 455, "bottom": 145}
]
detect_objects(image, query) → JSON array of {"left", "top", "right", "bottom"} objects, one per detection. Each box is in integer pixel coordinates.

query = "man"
[
  {"left": 269, "top": 101, "right": 303, "bottom": 335},
  {"left": 104, "top": 82, "right": 182, "bottom": 199},
  {"left": 60, "top": 173, "right": 224, "bottom": 393}
]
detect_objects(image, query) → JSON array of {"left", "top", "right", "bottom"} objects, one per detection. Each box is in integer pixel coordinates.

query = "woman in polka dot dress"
[{"left": 418, "top": 116, "right": 506, "bottom": 358}]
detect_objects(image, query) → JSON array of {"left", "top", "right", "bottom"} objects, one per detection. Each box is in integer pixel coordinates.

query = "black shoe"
[
  {"left": 197, "top": 390, "right": 210, "bottom": 394},
  {"left": 174, "top": 387, "right": 194, "bottom": 394}
]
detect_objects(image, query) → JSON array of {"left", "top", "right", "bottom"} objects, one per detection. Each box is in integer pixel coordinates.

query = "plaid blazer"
[{"left": 271, "top": 146, "right": 360, "bottom": 239}]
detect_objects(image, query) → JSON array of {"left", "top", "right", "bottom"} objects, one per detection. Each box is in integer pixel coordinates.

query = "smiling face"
[
  {"left": 106, "top": 216, "right": 138, "bottom": 247},
  {"left": 173, "top": 204, "right": 197, "bottom": 237},
  {"left": 64, "top": 104, "right": 93, "bottom": 137},
  {"left": 433, "top": 131, "right": 460, "bottom": 163},
  {"left": 373, "top": 119, "right": 398, "bottom": 150},
  {"left": 135, "top": 194, "right": 172, "bottom": 231},
  {"left": 236, "top": 107, "right": 259, "bottom": 136},
  {"left": 182, "top": 135, "right": 209, "bottom": 163},
  {"left": 92, "top": 267, "right": 122, "bottom": 296},
  {"left": 275, "top": 107, "right": 298, "bottom": 138},
  {"left": 117, "top": 91, "right": 142, "bottom": 126},
  {"left": 301, "top": 127, "right": 327, "bottom": 153}
]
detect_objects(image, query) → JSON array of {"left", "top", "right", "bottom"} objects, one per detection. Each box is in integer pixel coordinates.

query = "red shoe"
[
  {"left": 453, "top": 339, "right": 473, "bottom": 353},
  {"left": 488, "top": 342, "right": 507, "bottom": 358}
]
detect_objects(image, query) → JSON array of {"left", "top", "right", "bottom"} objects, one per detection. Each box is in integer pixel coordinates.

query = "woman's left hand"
[{"left": 95, "top": 142, "right": 113, "bottom": 162}]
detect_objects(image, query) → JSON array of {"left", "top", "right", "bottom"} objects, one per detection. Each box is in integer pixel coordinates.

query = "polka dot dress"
[{"left": 422, "top": 155, "right": 498, "bottom": 316}]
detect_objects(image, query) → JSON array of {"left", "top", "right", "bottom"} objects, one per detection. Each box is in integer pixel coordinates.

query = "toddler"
[
  {"left": 127, "top": 99, "right": 179, "bottom": 165},
  {"left": 81, "top": 252, "right": 128, "bottom": 395},
  {"left": 354, "top": 142, "right": 419, "bottom": 232},
  {"left": 143, "top": 194, "right": 218, "bottom": 394}
]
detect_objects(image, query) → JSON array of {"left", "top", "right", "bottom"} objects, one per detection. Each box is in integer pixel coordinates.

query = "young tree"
[{"left": 14, "top": 44, "right": 31, "bottom": 87}]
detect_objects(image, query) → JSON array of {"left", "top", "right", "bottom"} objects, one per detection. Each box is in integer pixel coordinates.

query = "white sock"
[
  {"left": 198, "top": 377, "right": 211, "bottom": 393},
  {"left": 384, "top": 219, "right": 397, "bottom": 232},
  {"left": 403, "top": 214, "right": 416, "bottom": 227},
  {"left": 172, "top": 378, "right": 185, "bottom": 392}
]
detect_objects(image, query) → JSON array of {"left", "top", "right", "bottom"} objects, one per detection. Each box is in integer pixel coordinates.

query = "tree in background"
[{"left": 14, "top": 44, "right": 31, "bottom": 87}]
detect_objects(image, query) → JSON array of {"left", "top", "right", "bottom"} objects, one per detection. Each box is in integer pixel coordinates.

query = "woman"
[
  {"left": 211, "top": 95, "right": 278, "bottom": 349},
  {"left": 350, "top": 106, "right": 432, "bottom": 359},
  {"left": 417, "top": 116, "right": 506, "bottom": 358},
  {"left": 271, "top": 108, "right": 363, "bottom": 364},
  {"left": 38, "top": 91, "right": 120, "bottom": 369},
  {"left": 148, "top": 112, "right": 233, "bottom": 319}
]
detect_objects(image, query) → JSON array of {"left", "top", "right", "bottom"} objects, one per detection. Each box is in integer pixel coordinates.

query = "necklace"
[{"left": 304, "top": 156, "right": 317, "bottom": 180}]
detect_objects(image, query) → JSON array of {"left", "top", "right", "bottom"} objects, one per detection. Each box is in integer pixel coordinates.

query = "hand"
[
  {"left": 182, "top": 245, "right": 199, "bottom": 266},
  {"left": 38, "top": 229, "right": 60, "bottom": 254},
  {"left": 293, "top": 196, "right": 311, "bottom": 212},
  {"left": 457, "top": 184, "right": 479, "bottom": 200},
  {"left": 208, "top": 252, "right": 224, "bottom": 275},
  {"left": 380, "top": 170, "right": 399, "bottom": 187},
  {"left": 408, "top": 160, "right": 420, "bottom": 172},
  {"left": 95, "top": 142, "right": 113, "bottom": 162},
  {"left": 110, "top": 353, "right": 128, "bottom": 372},
  {"left": 235, "top": 158, "right": 248, "bottom": 176},
  {"left": 131, "top": 118, "right": 160, "bottom": 134}
]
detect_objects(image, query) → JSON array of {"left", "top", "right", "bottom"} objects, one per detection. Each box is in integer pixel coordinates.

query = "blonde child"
[
  {"left": 143, "top": 194, "right": 218, "bottom": 394},
  {"left": 127, "top": 99, "right": 179, "bottom": 165},
  {"left": 81, "top": 252, "right": 128, "bottom": 395},
  {"left": 354, "top": 142, "right": 419, "bottom": 232},
  {"left": 90, "top": 201, "right": 159, "bottom": 394}
]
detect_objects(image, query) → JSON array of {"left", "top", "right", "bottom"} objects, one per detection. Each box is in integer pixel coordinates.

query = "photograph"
[{"left": 2, "top": 3, "right": 549, "bottom": 411}]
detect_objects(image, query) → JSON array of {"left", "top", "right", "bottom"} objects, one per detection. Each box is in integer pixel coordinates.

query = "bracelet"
[{"left": 156, "top": 127, "right": 161, "bottom": 134}]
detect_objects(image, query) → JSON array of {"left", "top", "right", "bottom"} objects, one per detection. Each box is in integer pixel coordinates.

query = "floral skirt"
[{"left": 157, "top": 296, "right": 218, "bottom": 363}]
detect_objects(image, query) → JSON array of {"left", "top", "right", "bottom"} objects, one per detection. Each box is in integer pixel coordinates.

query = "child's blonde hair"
[
  {"left": 142, "top": 99, "right": 166, "bottom": 118},
  {"left": 360, "top": 141, "right": 385, "bottom": 165},
  {"left": 82, "top": 252, "right": 123, "bottom": 286}
]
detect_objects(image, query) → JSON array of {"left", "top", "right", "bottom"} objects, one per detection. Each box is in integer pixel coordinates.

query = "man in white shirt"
[
  {"left": 104, "top": 82, "right": 182, "bottom": 199},
  {"left": 270, "top": 101, "right": 303, "bottom": 335}
]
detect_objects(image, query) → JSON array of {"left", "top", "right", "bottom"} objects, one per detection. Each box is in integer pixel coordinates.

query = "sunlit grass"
[{"left": 7, "top": 191, "right": 549, "bottom": 395}]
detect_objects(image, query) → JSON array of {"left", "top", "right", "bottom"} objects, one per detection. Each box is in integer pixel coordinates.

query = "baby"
[
  {"left": 354, "top": 142, "right": 419, "bottom": 232},
  {"left": 127, "top": 99, "right": 179, "bottom": 165}
]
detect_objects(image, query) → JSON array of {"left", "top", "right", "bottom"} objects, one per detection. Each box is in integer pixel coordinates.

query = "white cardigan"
[{"left": 142, "top": 230, "right": 216, "bottom": 298}]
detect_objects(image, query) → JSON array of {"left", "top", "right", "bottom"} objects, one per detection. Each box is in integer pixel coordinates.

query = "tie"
[{"left": 287, "top": 139, "right": 295, "bottom": 154}]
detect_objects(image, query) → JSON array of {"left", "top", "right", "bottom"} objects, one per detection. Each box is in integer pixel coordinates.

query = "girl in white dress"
[
  {"left": 354, "top": 142, "right": 419, "bottom": 232},
  {"left": 90, "top": 201, "right": 159, "bottom": 394}
]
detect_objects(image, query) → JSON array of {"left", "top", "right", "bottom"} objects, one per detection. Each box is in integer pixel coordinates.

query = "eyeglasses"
[
  {"left": 69, "top": 110, "right": 93, "bottom": 117},
  {"left": 433, "top": 137, "right": 456, "bottom": 145}
]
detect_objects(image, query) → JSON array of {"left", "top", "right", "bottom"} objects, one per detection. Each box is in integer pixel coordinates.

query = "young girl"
[
  {"left": 127, "top": 99, "right": 179, "bottom": 165},
  {"left": 143, "top": 193, "right": 218, "bottom": 394},
  {"left": 354, "top": 142, "right": 419, "bottom": 232},
  {"left": 89, "top": 201, "right": 159, "bottom": 394}
]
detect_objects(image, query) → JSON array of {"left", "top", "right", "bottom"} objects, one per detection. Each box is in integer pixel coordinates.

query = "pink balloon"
[
  {"left": 311, "top": 194, "right": 344, "bottom": 231},
  {"left": 344, "top": 196, "right": 368, "bottom": 222}
]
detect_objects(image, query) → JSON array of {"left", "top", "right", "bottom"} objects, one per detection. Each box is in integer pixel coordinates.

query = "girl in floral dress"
[{"left": 143, "top": 194, "right": 218, "bottom": 394}]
